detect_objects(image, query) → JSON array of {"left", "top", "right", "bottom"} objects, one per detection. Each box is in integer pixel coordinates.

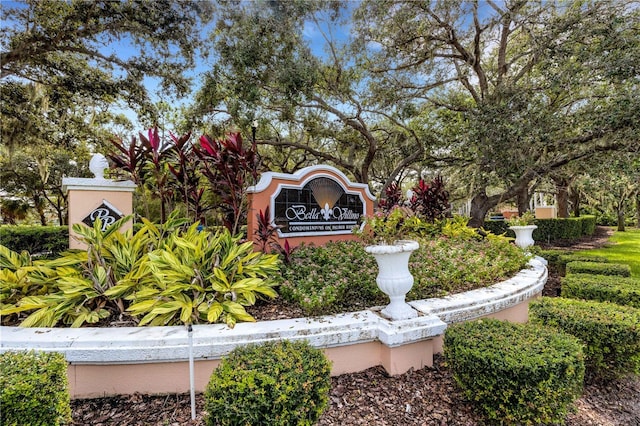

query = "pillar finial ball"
[{"left": 89, "top": 153, "right": 109, "bottom": 180}]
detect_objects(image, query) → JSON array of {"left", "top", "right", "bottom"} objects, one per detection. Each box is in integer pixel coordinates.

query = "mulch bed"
[{"left": 70, "top": 226, "right": 640, "bottom": 425}]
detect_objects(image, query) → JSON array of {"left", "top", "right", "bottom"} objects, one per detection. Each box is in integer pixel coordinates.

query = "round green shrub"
[
  {"left": 530, "top": 297, "right": 640, "bottom": 379},
  {"left": 0, "top": 351, "right": 71, "bottom": 426},
  {"left": 444, "top": 319, "right": 584, "bottom": 425},
  {"left": 204, "top": 340, "right": 332, "bottom": 426}
]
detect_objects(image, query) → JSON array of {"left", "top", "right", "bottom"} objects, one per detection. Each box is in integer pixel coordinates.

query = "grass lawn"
[{"left": 577, "top": 227, "right": 640, "bottom": 277}]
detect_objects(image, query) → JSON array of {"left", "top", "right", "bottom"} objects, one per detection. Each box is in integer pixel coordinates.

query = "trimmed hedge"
[
  {"left": 565, "top": 260, "right": 631, "bottom": 277},
  {"left": 482, "top": 219, "right": 510, "bottom": 237},
  {"left": 444, "top": 319, "right": 584, "bottom": 425},
  {"left": 537, "top": 249, "right": 566, "bottom": 264},
  {"left": 530, "top": 297, "right": 640, "bottom": 378},
  {"left": 561, "top": 273, "right": 640, "bottom": 309},
  {"left": 558, "top": 253, "right": 608, "bottom": 267},
  {"left": 0, "top": 226, "right": 68, "bottom": 257},
  {"left": 580, "top": 215, "right": 597, "bottom": 236},
  {"left": 533, "top": 218, "right": 582, "bottom": 242},
  {"left": 0, "top": 351, "right": 71, "bottom": 426},
  {"left": 556, "top": 254, "right": 608, "bottom": 275},
  {"left": 483, "top": 215, "right": 597, "bottom": 243},
  {"left": 205, "top": 340, "right": 332, "bottom": 426}
]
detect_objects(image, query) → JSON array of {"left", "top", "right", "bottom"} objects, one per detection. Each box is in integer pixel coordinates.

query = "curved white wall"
[{"left": 0, "top": 257, "right": 547, "bottom": 398}]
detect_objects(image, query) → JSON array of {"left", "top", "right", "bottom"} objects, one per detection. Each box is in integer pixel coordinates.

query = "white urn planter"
[
  {"left": 509, "top": 225, "right": 537, "bottom": 249},
  {"left": 365, "top": 240, "right": 420, "bottom": 321}
]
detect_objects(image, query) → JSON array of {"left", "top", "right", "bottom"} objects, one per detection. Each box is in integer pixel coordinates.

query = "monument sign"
[{"left": 247, "top": 165, "right": 375, "bottom": 248}]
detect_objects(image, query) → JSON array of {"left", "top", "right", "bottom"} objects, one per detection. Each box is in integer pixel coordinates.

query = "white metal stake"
[{"left": 188, "top": 324, "right": 196, "bottom": 420}]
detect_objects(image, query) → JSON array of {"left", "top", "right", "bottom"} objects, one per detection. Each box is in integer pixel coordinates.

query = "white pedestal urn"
[
  {"left": 365, "top": 240, "right": 420, "bottom": 321},
  {"left": 509, "top": 225, "right": 538, "bottom": 249}
]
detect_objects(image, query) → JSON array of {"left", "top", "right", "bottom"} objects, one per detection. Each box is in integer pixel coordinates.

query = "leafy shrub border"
[
  {"left": 530, "top": 297, "right": 640, "bottom": 378},
  {"left": 205, "top": 340, "right": 331, "bottom": 426},
  {"left": 1, "top": 351, "right": 71, "bottom": 426},
  {"left": 444, "top": 318, "right": 585, "bottom": 425}
]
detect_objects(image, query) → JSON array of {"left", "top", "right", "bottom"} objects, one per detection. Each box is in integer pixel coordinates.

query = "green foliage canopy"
[{"left": 1, "top": 0, "right": 212, "bottom": 116}]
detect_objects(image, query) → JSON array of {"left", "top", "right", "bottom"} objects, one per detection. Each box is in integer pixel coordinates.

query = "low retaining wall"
[{"left": 1, "top": 257, "right": 547, "bottom": 399}]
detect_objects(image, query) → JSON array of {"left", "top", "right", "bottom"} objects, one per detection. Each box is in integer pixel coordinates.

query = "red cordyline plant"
[
  {"left": 377, "top": 176, "right": 450, "bottom": 223},
  {"left": 254, "top": 206, "right": 296, "bottom": 263},
  {"left": 107, "top": 135, "right": 150, "bottom": 185},
  {"left": 195, "top": 132, "right": 260, "bottom": 235},
  {"left": 409, "top": 175, "right": 450, "bottom": 222},
  {"left": 109, "top": 127, "right": 261, "bottom": 231},
  {"left": 377, "top": 182, "right": 403, "bottom": 213},
  {"left": 255, "top": 206, "right": 279, "bottom": 253},
  {"left": 140, "top": 127, "right": 174, "bottom": 223},
  {"left": 165, "top": 131, "right": 208, "bottom": 223},
  {"left": 108, "top": 128, "right": 174, "bottom": 222},
  {"left": 109, "top": 127, "right": 202, "bottom": 223}
]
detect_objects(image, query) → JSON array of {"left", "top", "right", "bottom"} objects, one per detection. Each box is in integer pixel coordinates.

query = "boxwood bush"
[
  {"left": 580, "top": 215, "right": 597, "bottom": 236},
  {"left": 530, "top": 297, "right": 640, "bottom": 378},
  {"left": 561, "top": 274, "right": 640, "bottom": 309},
  {"left": 204, "top": 340, "right": 331, "bottom": 426},
  {"left": 565, "top": 260, "right": 631, "bottom": 277},
  {"left": 0, "top": 225, "right": 68, "bottom": 258},
  {"left": 555, "top": 254, "right": 608, "bottom": 275},
  {"left": 483, "top": 216, "right": 596, "bottom": 243},
  {"left": 533, "top": 218, "right": 583, "bottom": 242},
  {"left": 482, "top": 219, "right": 510, "bottom": 237},
  {"left": 444, "top": 319, "right": 584, "bottom": 425},
  {"left": 0, "top": 351, "right": 71, "bottom": 426},
  {"left": 536, "top": 249, "right": 566, "bottom": 264}
]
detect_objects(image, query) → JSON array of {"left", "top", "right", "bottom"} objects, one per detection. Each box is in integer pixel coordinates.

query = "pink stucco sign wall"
[{"left": 247, "top": 165, "right": 375, "bottom": 249}]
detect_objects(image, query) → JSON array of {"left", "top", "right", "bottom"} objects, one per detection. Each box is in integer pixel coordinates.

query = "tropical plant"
[
  {"left": 0, "top": 245, "right": 41, "bottom": 325},
  {"left": 165, "top": 130, "right": 207, "bottom": 223},
  {"left": 409, "top": 176, "right": 450, "bottom": 222},
  {"left": 107, "top": 134, "right": 150, "bottom": 186},
  {"left": 140, "top": 127, "right": 174, "bottom": 223},
  {"left": 2, "top": 211, "right": 280, "bottom": 328},
  {"left": 253, "top": 206, "right": 296, "bottom": 264},
  {"left": 373, "top": 176, "right": 450, "bottom": 227},
  {"left": 0, "top": 215, "right": 166, "bottom": 327},
  {"left": 254, "top": 206, "right": 280, "bottom": 253},
  {"left": 127, "top": 224, "right": 280, "bottom": 327},
  {"left": 195, "top": 132, "right": 260, "bottom": 234},
  {"left": 377, "top": 182, "right": 403, "bottom": 212}
]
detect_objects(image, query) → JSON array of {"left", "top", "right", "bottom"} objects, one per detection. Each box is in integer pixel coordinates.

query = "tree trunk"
[
  {"left": 516, "top": 185, "right": 531, "bottom": 215},
  {"left": 569, "top": 186, "right": 580, "bottom": 217},
  {"left": 553, "top": 176, "right": 570, "bottom": 218},
  {"left": 636, "top": 192, "right": 640, "bottom": 228},
  {"left": 468, "top": 191, "right": 494, "bottom": 228},
  {"left": 56, "top": 207, "right": 64, "bottom": 226},
  {"left": 32, "top": 195, "right": 47, "bottom": 225},
  {"left": 617, "top": 212, "right": 626, "bottom": 231},
  {"left": 617, "top": 200, "right": 626, "bottom": 232}
]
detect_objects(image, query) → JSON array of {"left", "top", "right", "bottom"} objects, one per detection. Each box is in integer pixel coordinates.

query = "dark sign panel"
[
  {"left": 273, "top": 176, "right": 364, "bottom": 237},
  {"left": 82, "top": 200, "right": 124, "bottom": 231}
]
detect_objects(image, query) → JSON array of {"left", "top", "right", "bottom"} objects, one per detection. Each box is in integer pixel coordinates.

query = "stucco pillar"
[{"left": 62, "top": 154, "right": 136, "bottom": 250}]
